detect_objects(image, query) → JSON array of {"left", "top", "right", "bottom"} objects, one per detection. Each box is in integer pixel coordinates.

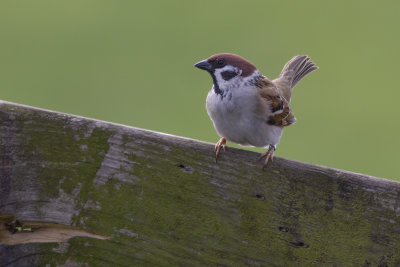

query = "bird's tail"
[{"left": 273, "top": 55, "right": 318, "bottom": 101}]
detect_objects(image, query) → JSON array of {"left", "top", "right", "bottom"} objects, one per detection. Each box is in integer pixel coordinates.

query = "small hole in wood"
[
  {"left": 5, "top": 220, "right": 23, "bottom": 234},
  {"left": 177, "top": 164, "right": 194, "bottom": 174},
  {"left": 254, "top": 194, "right": 265, "bottom": 201},
  {"left": 290, "top": 240, "right": 309, "bottom": 248},
  {"left": 278, "top": 226, "right": 289, "bottom": 232}
]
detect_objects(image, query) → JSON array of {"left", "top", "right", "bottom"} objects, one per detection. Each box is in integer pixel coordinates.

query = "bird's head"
[{"left": 194, "top": 53, "right": 258, "bottom": 93}]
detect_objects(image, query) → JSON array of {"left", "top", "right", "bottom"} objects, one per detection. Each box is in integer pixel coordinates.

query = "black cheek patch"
[{"left": 221, "top": 71, "right": 238, "bottom": 81}]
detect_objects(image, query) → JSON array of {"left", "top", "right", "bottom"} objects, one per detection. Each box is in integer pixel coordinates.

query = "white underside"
[{"left": 206, "top": 84, "right": 283, "bottom": 148}]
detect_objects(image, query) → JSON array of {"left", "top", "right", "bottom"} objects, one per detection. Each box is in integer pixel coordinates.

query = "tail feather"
[
  {"left": 273, "top": 55, "right": 318, "bottom": 102},
  {"left": 292, "top": 60, "right": 317, "bottom": 86}
]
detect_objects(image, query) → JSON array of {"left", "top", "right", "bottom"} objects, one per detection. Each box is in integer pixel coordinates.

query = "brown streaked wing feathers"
[{"left": 258, "top": 76, "right": 296, "bottom": 127}]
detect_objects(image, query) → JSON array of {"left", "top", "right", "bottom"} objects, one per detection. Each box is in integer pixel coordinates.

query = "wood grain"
[{"left": 0, "top": 100, "right": 399, "bottom": 266}]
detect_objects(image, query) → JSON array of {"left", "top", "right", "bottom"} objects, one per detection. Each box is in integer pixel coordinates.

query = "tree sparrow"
[{"left": 194, "top": 53, "right": 318, "bottom": 168}]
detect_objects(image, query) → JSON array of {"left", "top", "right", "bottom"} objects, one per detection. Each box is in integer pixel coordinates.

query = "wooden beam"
[{"left": 0, "top": 100, "right": 399, "bottom": 266}]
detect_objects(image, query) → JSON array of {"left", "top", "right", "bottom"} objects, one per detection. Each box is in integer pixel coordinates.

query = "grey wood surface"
[{"left": 0, "top": 100, "right": 399, "bottom": 266}]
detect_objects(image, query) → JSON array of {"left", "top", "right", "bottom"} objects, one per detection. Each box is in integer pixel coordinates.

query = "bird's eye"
[{"left": 217, "top": 58, "right": 225, "bottom": 66}]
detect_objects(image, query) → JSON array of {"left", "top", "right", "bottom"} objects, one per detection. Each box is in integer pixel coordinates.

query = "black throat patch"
[{"left": 210, "top": 73, "right": 223, "bottom": 95}]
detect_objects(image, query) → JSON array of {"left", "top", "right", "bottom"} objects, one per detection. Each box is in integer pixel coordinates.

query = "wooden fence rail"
[{"left": 0, "top": 100, "right": 399, "bottom": 266}]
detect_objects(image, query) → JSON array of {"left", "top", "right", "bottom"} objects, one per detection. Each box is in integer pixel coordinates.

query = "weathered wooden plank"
[{"left": 0, "top": 100, "right": 399, "bottom": 266}]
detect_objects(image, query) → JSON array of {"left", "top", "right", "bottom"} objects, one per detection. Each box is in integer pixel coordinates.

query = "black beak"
[{"left": 194, "top": 60, "right": 212, "bottom": 71}]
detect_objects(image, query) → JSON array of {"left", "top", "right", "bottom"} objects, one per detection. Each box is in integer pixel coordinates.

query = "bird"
[{"left": 194, "top": 53, "right": 318, "bottom": 169}]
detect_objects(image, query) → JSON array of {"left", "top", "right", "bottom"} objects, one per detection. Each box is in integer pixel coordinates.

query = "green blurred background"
[{"left": 0, "top": 1, "right": 399, "bottom": 179}]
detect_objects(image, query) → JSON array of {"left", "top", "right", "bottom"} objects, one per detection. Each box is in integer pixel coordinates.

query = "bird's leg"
[
  {"left": 259, "top": 144, "right": 276, "bottom": 170},
  {"left": 214, "top": 137, "right": 227, "bottom": 163}
]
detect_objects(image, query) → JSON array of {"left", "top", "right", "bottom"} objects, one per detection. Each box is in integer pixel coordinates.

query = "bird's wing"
[{"left": 257, "top": 76, "right": 296, "bottom": 127}]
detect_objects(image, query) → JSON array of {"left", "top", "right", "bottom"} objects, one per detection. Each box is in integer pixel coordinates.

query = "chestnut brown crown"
[
  {"left": 207, "top": 53, "right": 257, "bottom": 77},
  {"left": 195, "top": 53, "right": 257, "bottom": 77}
]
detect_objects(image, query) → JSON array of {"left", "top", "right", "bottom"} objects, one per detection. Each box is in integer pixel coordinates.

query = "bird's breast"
[{"left": 206, "top": 86, "right": 283, "bottom": 147}]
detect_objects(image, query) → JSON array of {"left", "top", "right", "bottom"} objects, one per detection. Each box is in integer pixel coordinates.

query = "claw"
[
  {"left": 214, "top": 137, "right": 227, "bottom": 163},
  {"left": 259, "top": 145, "right": 276, "bottom": 170}
]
